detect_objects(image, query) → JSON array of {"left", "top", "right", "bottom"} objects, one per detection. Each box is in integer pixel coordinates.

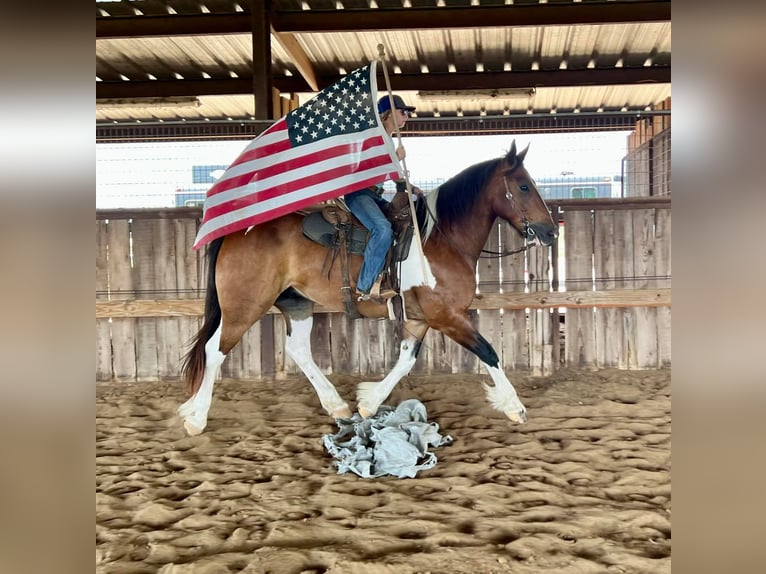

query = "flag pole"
[{"left": 376, "top": 44, "right": 432, "bottom": 288}]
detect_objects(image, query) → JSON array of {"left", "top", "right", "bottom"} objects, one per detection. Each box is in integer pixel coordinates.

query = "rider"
[{"left": 345, "top": 94, "right": 417, "bottom": 302}]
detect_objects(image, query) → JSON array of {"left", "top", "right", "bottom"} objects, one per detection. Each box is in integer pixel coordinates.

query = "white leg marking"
[
  {"left": 482, "top": 364, "right": 527, "bottom": 424},
  {"left": 357, "top": 338, "right": 420, "bottom": 417},
  {"left": 178, "top": 322, "right": 225, "bottom": 435},
  {"left": 285, "top": 317, "right": 351, "bottom": 418}
]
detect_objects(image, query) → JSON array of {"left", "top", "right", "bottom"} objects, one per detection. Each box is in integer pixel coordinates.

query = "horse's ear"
[
  {"left": 508, "top": 140, "right": 517, "bottom": 160},
  {"left": 517, "top": 143, "right": 530, "bottom": 164}
]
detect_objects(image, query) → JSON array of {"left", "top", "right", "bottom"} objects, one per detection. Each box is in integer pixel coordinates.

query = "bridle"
[{"left": 420, "top": 169, "right": 539, "bottom": 259}]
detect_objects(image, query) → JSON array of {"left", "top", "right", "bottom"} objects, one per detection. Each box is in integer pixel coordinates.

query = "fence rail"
[{"left": 96, "top": 197, "right": 670, "bottom": 382}]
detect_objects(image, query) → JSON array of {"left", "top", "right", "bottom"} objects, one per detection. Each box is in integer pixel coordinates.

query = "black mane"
[{"left": 435, "top": 158, "right": 502, "bottom": 228}]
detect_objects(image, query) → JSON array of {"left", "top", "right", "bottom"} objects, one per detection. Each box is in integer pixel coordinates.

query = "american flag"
[{"left": 193, "top": 61, "right": 403, "bottom": 249}]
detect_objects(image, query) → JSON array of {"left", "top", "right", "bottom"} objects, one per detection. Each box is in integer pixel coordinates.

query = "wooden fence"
[{"left": 96, "top": 197, "right": 670, "bottom": 381}]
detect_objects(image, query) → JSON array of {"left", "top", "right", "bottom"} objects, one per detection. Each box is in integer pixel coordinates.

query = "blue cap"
[{"left": 377, "top": 94, "right": 416, "bottom": 114}]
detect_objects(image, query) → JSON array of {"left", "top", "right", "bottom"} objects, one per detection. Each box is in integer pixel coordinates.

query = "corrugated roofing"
[{"left": 96, "top": 0, "right": 671, "bottom": 128}]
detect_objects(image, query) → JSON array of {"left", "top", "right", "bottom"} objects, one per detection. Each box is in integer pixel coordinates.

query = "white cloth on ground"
[{"left": 322, "top": 399, "right": 453, "bottom": 479}]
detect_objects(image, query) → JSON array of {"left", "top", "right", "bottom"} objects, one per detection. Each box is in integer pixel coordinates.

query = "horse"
[{"left": 178, "top": 140, "right": 557, "bottom": 436}]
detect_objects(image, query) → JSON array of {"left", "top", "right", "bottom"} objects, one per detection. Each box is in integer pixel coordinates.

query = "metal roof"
[{"left": 96, "top": 0, "right": 671, "bottom": 138}]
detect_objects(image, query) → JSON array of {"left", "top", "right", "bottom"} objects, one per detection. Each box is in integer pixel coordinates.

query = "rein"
[{"left": 419, "top": 173, "right": 536, "bottom": 260}]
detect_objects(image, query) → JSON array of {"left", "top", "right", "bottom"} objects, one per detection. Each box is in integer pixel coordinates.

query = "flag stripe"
[
  {"left": 193, "top": 168, "right": 400, "bottom": 248},
  {"left": 201, "top": 152, "right": 396, "bottom": 221},
  {"left": 226, "top": 121, "right": 291, "bottom": 169},
  {"left": 202, "top": 132, "right": 393, "bottom": 208},
  {"left": 193, "top": 61, "right": 401, "bottom": 249},
  {"left": 206, "top": 129, "right": 391, "bottom": 199}
]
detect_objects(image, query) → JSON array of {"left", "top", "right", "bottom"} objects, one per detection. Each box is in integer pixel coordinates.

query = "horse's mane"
[{"left": 434, "top": 157, "right": 503, "bottom": 229}]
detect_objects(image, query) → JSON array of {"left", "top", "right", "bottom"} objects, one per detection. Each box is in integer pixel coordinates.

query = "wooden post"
[
  {"left": 252, "top": 0, "right": 273, "bottom": 124},
  {"left": 107, "top": 219, "right": 136, "bottom": 380},
  {"left": 564, "top": 210, "right": 596, "bottom": 368},
  {"left": 96, "top": 221, "right": 112, "bottom": 381},
  {"left": 500, "top": 222, "right": 528, "bottom": 371}
]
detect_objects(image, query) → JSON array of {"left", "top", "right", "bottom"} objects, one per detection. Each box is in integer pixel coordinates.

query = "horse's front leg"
[
  {"left": 356, "top": 320, "right": 429, "bottom": 418},
  {"left": 285, "top": 317, "right": 351, "bottom": 419},
  {"left": 437, "top": 312, "right": 527, "bottom": 423}
]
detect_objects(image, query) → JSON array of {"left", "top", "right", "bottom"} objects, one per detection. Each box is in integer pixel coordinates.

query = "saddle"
[{"left": 301, "top": 191, "right": 416, "bottom": 319}]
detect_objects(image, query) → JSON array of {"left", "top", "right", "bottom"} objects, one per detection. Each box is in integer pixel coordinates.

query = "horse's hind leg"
[
  {"left": 356, "top": 320, "right": 429, "bottom": 418},
  {"left": 277, "top": 290, "right": 351, "bottom": 418},
  {"left": 178, "top": 322, "right": 225, "bottom": 435}
]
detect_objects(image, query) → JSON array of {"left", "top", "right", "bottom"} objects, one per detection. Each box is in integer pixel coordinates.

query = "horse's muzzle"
[{"left": 526, "top": 222, "right": 558, "bottom": 246}]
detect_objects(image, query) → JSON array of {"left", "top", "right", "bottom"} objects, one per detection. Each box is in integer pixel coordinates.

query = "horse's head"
[{"left": 493, "top": 141, "right": 558, "bottom": 246}]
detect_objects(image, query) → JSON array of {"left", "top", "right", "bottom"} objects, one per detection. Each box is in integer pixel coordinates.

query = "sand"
[{"left": 96, "top": 368, "right": 670, "bottom": 574}]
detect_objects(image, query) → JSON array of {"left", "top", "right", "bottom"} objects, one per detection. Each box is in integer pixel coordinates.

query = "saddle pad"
[{"left": 301, "top": 211, "right": 369, "bottom": 255}]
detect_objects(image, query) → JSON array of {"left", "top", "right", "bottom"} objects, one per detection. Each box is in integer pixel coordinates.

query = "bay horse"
[{"left": 179, "top": 141, "right": 557, "bottom": 436}]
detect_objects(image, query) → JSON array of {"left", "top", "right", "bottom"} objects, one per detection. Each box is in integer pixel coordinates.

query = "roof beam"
[
  {"left": 270, "top": 29, "right": 319, "bottom": 92},
  {"left": 96, "top": 67, "right": 670, "bottom": 99},
  {"left": 96, "top": 113, "right": 659, "bottom": 143},
  {"left": 274, "top": 2, "right": 671, "bottom": 32},
  {"left": 96, "top": 1, "right": 670, "bottom": 38}
]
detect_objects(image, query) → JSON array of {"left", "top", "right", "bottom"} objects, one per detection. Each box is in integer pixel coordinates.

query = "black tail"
[{"left": 181, "top": 237, "right": 225, "bottom": 396}]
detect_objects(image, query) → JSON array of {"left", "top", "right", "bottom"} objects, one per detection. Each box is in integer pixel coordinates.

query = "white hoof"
[
  {"left": 505, "top": 408, "right": 528, "bottom": 424},
  {"left": 357, "top": 405, "right": 376, "bottom": 419},
  {"left": 356, "top": 381, "right": 381, "bottom": 419},
  {"left": 183, "top": 419, "right": 205, "bottom": 436},
  {"left": 331, "top": 405, "right": 353, "bottom": 419}
]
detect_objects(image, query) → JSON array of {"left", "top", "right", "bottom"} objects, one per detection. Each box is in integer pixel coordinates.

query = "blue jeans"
[{"left": 345, "top": 188, "right": 393, "bottom": 293}]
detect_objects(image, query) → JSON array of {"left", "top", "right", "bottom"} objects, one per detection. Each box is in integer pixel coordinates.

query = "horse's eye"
[{"left": 520, "top": 184, "right": 530, "bottom": 193}]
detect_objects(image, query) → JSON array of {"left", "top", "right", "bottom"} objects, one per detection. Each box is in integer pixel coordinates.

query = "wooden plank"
[
  {"left": 272, "top": 315, "right": 289, "bottom": 375},
  {"left": 477, "top": 221, "right": 503, "bottom": 372},
  {"left": 655, "top": 209, "right": 672, "bottom": 366},
  {"left": 615, "top": 210, "right": 637, "bottom": 368},
  {"left": 500, "top": 223, "right": 528, "bottom": 371},
  {"left": 593, "top": 210, "right": 622, "bottom": 367},
  {"left": 96, "top": 221, "right": 112, "bottom": 381},
  {"left": 106, "top": 219, "right": 136, "bottom": 380},
  {"left": 243, "top": 323, "right": 264, "bottom": 378},
  {"left": 549, "top": 208, "right": 562, "bottom": 371},
  {"left": 564, "top": 210, "right": 595, "bottom": 367},
  {"left": 633, "top": 209, "right": 659, "bottom": 368},
  {"left": 131, "top": 219, "right": 160, "bottom": 381},
  {"left": 174, "top": 218, "right": 201, "bottom": 380},
  {"left": 153, "top": 218, "right": 180, "bottom": 378},
  {"left": 96, "top": 289, "right": 672, "bottom": 318},
  {"left": 547, "top": 196, "right": 670, "bottom": 211},
  {"left": 362, "top": 318, "right": 385, "bottom": 376},
  {"left": 527, "top": 241, "right": 553, "bottom": 375},
  {"left": 97, "top": 207, "right": 202, "bottom": 220},
  {"left": 330, "top": 313, "right": 354, "bottom": 374},
  {"left": 96, "top": 199, "right": 670, "bottom": 221},
  {"left": 428, "top": 329, "right": 451, "bottom": 374},
  {"left": 260, "top": 315, "right": 276, "bottom": 377},
  {"left": 311, "top": 313, "right": 333, "bottom": 374}
]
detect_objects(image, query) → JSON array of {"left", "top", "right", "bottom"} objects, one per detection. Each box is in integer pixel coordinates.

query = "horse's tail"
[{"left": 181, "top": 237, "right": 225, "bottom": 396}]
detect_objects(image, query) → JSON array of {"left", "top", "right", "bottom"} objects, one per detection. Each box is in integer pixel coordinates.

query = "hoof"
[
  {"left": 183, "top": 420, "right": 205, "bottom": 436},
  {"left": 357, "top": 405, "right": 376, "bottom": 419},
  {"left": 331, "top": 405, "right": 353, "bottom": 419},
  {"left": 506, "top": 409, "right": 527, "bottom": 424}
]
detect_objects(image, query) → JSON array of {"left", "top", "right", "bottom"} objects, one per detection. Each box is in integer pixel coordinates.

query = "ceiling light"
[
  {"left": 97, "top": 96, "right": 202, "bottom": 109},
  {"left": 418, "top": 88, "right": 535, "bottom": 101}
]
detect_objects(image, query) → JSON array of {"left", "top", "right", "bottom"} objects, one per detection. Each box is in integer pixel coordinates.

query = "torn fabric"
[{"left": 322, "top": 399, "right": 453, "bottom": 478}]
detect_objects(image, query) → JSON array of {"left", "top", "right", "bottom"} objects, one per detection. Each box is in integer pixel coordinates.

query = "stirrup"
[{"left": 369, "top": 275, "right": 398, "bottom": 300}]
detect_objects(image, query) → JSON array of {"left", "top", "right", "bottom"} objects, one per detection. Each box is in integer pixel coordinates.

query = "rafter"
[
  {"left": 96, "top": 1, "right": 671, "bottom": 38},
  {"left": 271, "top": 28, "right": 319, "bottom": 92},
  {"left": 96, "top": 67, "right": 670, "bottom": 99}
]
